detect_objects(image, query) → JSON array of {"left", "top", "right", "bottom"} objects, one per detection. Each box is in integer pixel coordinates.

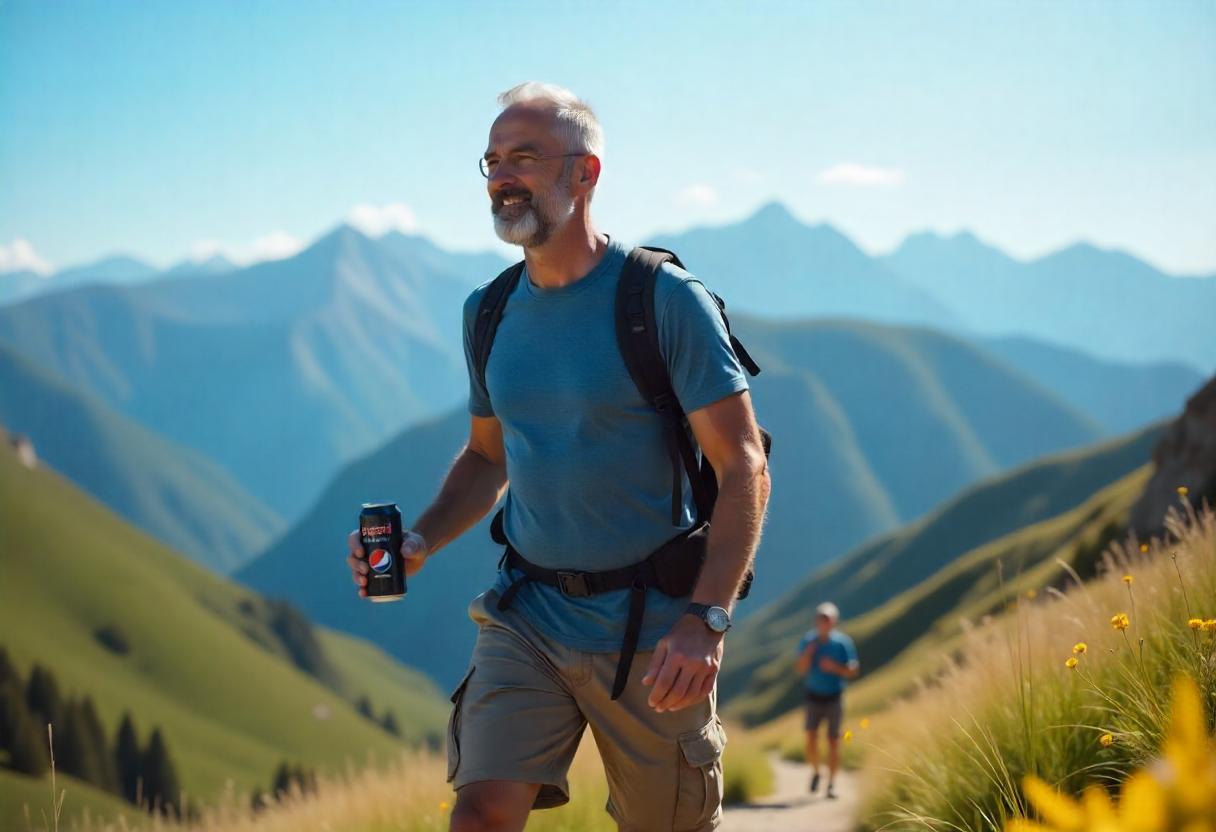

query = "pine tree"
[
  {"left": 56, "top": 698, "right": 105, "bottom": 786},
  {"left": 0, "top": 646, "right": 16, "bottom": 689},
  {"left": 380, "top": 709, "right": 401, "bottom": 737},
  {"left": 271, "top": 760, "right": 293, "bottom": 799},
  {"left": 114, "top": 712, "right": 142, "bottom": 804},
  {"left": 141, "top": 727, "right": 182, "bottom": 817},
  {"left": 79, "top": 696, "right": 120, "bottom": 793},
  {"left": 25, "top": 664, "right": 63, "bottom": 734},
  {"left": 356, "top": 695, "right": 374, "bottom": 720},
  {"left": 0, "top": 683, "right": 49, "bottom": 775}
]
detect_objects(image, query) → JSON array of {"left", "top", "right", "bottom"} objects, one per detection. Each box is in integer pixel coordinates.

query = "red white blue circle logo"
[{"left": 369, "top": 548, "right": 393, "bottom": 573}]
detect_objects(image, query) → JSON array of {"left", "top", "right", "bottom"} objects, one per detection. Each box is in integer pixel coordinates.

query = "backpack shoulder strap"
[
  {"left": 472, "top": 260, "right": 525, "bottom": 398},
  {"left": 615, "top": 246, "right": 712, "bottom": 524}
]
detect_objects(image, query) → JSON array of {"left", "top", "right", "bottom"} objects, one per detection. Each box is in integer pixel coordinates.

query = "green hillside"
[
  {"left": 722, "top": 421, "right": 1165, "bottom": 723},
  {"left": 0, "top": 343, "right": 283, "bottom": 573},
  {"left": 0, "top": 444, "right": 447, "bottom": 828},
  {"left": 0, "top": 767, "right": 143, "bottom": 829}
]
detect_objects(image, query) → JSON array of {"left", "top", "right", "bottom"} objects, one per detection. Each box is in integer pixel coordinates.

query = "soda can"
[{"left": 359, "top": 502, "right": 406, "bottom": 602}]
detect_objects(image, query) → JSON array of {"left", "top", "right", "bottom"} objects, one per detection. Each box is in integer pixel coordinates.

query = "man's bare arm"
[
  {"left": 643, "top": 390, "right": 771, "bottom": 711},
  {"left": 347, "top": 414, "right": 507, "bottom": 593},
  {"left": 818, "top": 657, "right": 861, "bottom": 680},
  {"left": 410, "top": 414, "right": 509, "bottom": 555},
  {"left": 795, "top": 641, "right": 818, "bottom": 676}
]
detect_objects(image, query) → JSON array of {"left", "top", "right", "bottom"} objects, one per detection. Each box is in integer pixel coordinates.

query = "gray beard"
[{"left": 492, "top": 183, "right": 576, "bottom": 248}]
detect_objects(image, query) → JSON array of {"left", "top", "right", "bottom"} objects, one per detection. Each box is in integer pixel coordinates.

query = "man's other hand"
[{"left": 641, "top": 615, "right": 724, "bottom": 712}]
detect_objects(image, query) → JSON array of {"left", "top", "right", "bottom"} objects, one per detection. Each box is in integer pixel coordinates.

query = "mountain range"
[
  {"left": 3, "top": 203, "right": 1210, "bottom": 525},
  {"left": 0, "top": 226, "right": 506, "bottom": 519},
  {"left": 882, "top": 229, "right": 1216, "bottom": 370},
  {"left": 0, "top": 343, "right": 282, "bottom": 573}
]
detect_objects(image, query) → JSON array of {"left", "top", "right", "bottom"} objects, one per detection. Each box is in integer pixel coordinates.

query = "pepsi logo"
[{"left": 369, "top": 548, "right": 393, "bottom": 573}]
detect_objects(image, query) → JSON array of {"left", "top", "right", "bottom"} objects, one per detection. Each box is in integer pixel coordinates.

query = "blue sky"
[{"left": 1, "top": 0, "right": 1213, "bottom": 274}]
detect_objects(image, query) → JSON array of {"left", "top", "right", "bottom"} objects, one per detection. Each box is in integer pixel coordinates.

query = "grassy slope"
[
  {"left": 0, "top": 768, "right": 145, "bottom": 831},
  {"left": 0, "top": 446, "right": 447, "bottom": 829},
  {"left": 724, "top": 422, "right": 1163, "bottom": 724},
  {"left": 0, "top": 343, "right": 283, "bottom": 574}
]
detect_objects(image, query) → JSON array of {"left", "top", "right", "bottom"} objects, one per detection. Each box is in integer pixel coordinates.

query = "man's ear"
[{"left": 580, "top": 154, "right": 601, "bottom": 186}]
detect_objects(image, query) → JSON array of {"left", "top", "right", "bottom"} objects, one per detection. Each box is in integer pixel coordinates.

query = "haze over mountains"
[
  {"left": 0, "top": 226, "right": 506, "bottom": 518},
  {"left": 2, "top": 201, "right": 1210, "bottom": 526},
  {"left": 0, "top": 343, "right": 282, "bottom": 573}
]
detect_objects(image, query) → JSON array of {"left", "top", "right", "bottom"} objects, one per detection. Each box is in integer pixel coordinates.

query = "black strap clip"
[{"left": 556, "top": 571, "right": 592, "bottom": 598}]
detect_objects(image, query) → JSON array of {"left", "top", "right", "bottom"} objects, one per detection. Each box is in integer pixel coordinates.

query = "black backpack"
[{"left": 472, "top": 245, "right": 771, "bottom": 599}]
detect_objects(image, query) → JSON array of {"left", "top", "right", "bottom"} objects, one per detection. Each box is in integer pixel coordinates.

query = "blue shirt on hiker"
[
  {"left": 797, "top": 630, "right": 859, "bottom": 696},
  {"left": 461, "top": 234, "right": 749, "bottom": 651}
]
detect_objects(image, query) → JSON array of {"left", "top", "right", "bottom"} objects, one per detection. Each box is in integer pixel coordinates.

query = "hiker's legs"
[
  {"left": 827, "top": 736, "right": 840, "bottom": 783},
  {"left": 825, "top": 698, "right": 844, "bottom": 786},
  {"left": 804, "top": 729, "right": 820, "bottom": 770},
  {"left": 446, "top": 593, "right": 589, "bottom": 812},
  {"left": 581, "top": 650, "right": 725, "bottom": 831},
  {"left": 451, "top": 781, "right": 539, "bottom": 832}
]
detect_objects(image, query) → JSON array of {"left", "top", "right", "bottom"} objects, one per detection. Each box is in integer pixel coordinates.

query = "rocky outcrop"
[{"left": 1129, "top": 374, "right": 1216, "bottom": 537}]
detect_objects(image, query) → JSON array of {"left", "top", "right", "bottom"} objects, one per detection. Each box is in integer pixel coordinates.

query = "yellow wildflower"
[
  {"left": 1122, "top": 574, "right": 1133, "bottom": 585},
  {"left": 1006, "top": 677, "right": 1216, "bottom": 832},
  {"left": 1203, "top": 619, "right": 1216, "bottom": 633},
  {"left": 1110, "top": 613, "right": 1130, "bottom": 631},
  {"left": 1139, "top": 543, "right": 1149, "bottom": 553},
  {"left": 1100, "top": 732, "right": 1114, "bottom": 747},
  {"left": 1026, "top": 589, "right": 1038, "bottom": 600},
  {"left": 1188, "top": 618, "right": 1204, "bottom": 630},
  {"left": 1176, "top": 485, "right": 1189, "bottom": 496},
  {"left": 1073, "top": 642, "right": 1087, "bottom": 654},
  {"left": 843, "top": 729, "right": 853, "bottom": 742},
  {"left": 859, "top": 718, "right": 871, "bottom": 730},
  {"left": 439, "top": 800, "right": 451, "bottom": 811},
  {"left": 1065, "top": 657, "right": 1079, "bottom": 669}
]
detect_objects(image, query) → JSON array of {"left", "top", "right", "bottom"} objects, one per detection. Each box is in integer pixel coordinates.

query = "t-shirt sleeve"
[
  {"left": 796, "top": 634, "right": 810, "bottom": 655},
  {"left": 656, "top": 268, "right": 749, "bottom": 414},
  {"left": 462, "top": 286, "right": 495, "bottom": 418}
]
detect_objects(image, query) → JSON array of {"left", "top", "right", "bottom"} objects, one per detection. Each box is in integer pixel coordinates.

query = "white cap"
[{"left": 815, "top": 602, "right": 840, "bottom": 623}]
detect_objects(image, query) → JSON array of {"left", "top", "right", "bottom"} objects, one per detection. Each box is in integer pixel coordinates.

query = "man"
[
  {"left": 795, "top": 602, "right": 859, "bottom": 800},
  {"left": 346, "top": 81, "right": 771, "bottom": 832}
]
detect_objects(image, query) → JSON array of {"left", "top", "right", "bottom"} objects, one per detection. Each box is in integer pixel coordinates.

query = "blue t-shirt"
[
  {"left": 796, "top": 630, "right": 859, "bottom": 696},
  {"left": 461, "top": 234, "right": 749, "bottom": 651}
]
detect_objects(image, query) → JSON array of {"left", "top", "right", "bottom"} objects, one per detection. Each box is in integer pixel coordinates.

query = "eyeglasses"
[{"left": 480, "top": 152, "right": 586, "bottom": 179}]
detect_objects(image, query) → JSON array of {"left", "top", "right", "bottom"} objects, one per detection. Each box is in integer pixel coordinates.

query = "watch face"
[{"left": 706, "top": 606, "right": 731, "bottom": 632}]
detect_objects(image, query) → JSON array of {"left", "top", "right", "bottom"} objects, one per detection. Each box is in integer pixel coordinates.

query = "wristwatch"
[{"left": 685, "top": 603, "right": 732, "bottom": 634}]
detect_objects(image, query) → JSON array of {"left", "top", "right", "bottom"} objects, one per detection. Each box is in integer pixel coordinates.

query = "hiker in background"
[
  {"left": 795, "top": 601, "right": 860, "bottom": 799},
  {"left": 348, "top": 81, "right": 771, "bottom": 831}
]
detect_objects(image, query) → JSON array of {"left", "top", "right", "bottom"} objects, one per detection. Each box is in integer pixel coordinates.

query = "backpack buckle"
[{"left": 556, "top": 571, "right": 592, "bottom": 598}]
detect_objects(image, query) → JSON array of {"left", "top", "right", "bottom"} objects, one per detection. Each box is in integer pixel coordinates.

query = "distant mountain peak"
[{"left": 747, "top": 200, "right": 800, "bottom": 226}]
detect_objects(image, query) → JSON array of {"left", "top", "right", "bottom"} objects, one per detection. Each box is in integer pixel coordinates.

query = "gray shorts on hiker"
[
  {"left": 446, "top": 590, "right": 726, "bottom": 831},
  {"left": 804, "top": 694, "right": 843, "bottom": 739}
]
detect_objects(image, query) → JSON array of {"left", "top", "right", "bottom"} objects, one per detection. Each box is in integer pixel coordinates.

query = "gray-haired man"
[{"left": 347, "top": 81, "right": 771, "bottom": 831}]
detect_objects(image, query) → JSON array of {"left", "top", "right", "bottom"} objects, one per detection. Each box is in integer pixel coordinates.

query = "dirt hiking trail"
[{"left": 721, "top": 755, "right": 861, "bottom": 832}]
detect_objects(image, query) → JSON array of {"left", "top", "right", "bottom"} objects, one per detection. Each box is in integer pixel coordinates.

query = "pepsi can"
[{"left": 359, "top": 503, "right": 406, "bottom": 603}]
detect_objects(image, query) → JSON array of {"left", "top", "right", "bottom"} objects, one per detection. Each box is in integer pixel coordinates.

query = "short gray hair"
[{"left": 497, "top": 81, "right": 604, "bottom": 158}]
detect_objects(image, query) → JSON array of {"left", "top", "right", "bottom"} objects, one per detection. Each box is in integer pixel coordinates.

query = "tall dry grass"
[
  {"left": 856, "top": 498, "right": 1215, "bottom": 831},
  {"left": 35, "top": 715, "right": 772, "bottom": 830}
]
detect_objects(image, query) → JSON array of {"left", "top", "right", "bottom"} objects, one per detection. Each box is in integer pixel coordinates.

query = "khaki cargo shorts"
[{"left": 445, "top": 589, "right": 727, "bottom": 831}]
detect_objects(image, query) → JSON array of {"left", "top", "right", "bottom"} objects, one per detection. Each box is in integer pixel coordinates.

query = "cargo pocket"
[
  {"left": 673, "top": 715, "right": 727, "bottom": 830},
  {"left": 445, "top": 665, "right": 475, "bottom": 783}
]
